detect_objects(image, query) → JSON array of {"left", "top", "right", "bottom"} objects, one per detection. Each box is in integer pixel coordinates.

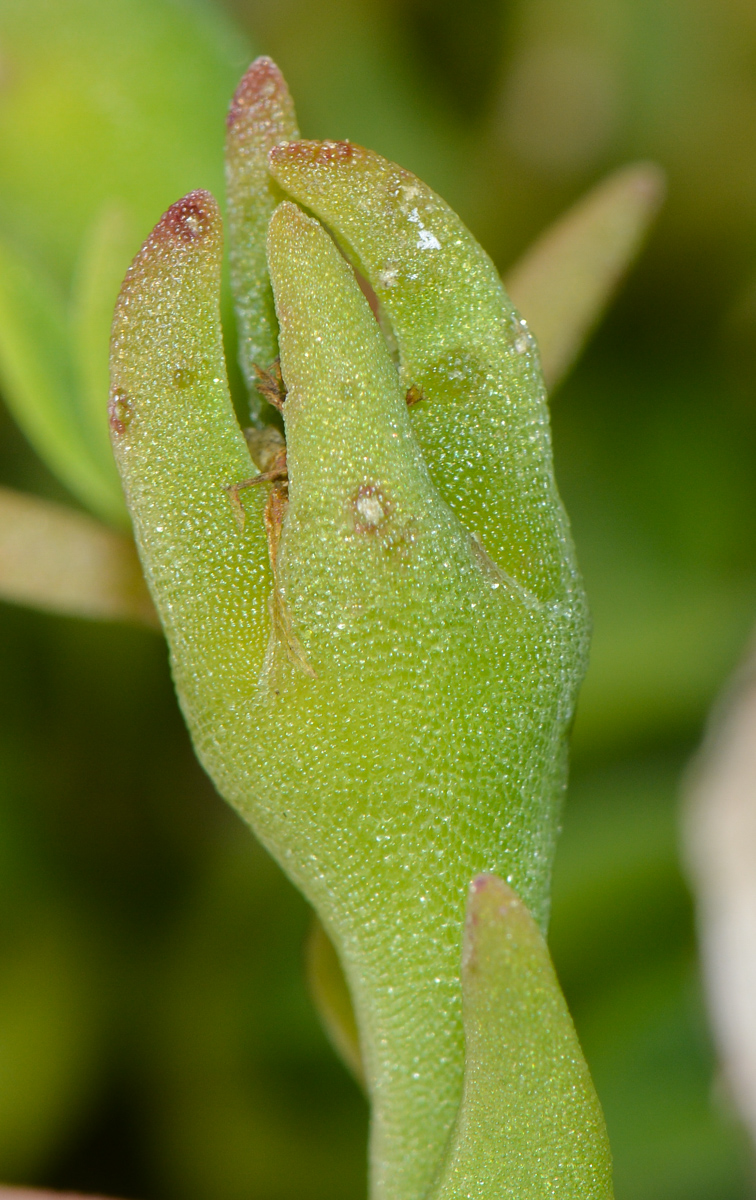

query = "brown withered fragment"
[
  {"left": 224, "top": 443, "right": 288, "bottom": 533},
  {"left": 405, "top": 384, "right": 425, "bottom": 407},
  {"left": 264, "top": 482, "right": 316, "bottom": 678},
  {"left": 263, "top": 483, "right": 288, "bottom": 576},
  {"left": 253, "top": 358, "right": 287, "bottom": 411}
]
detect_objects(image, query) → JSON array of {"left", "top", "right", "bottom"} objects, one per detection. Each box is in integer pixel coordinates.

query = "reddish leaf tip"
[
  {"left": 156, "top": 190, "right": 218, "bottom": 245},
  {"left": 227, "top": 56, "right": 289, "bottom": 131}
]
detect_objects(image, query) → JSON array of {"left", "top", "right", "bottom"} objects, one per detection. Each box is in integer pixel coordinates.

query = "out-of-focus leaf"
[
  {"left": 305, "top": 916, "right": 363, "bottom": 1087},
  {"left": 505, "top": 163, "right": 665, "bottom": 391},
  {"left": 70, "top": 205, "right": 139, "bottom": 483},
  {"left": 0, "top": 486, "right": 156, "bottom": 626},
  {"left": 0, "top": 902, "right": 105, "bottom": 1177},
  {"left": 0, "top": 0, "right": 250, "bottom": 282},
  {"left": 0, "top": 0, "right": 252, "bottom": 519},
  {"left": 684, "top": 636, "right": 756, "bottom": 1153},
  {"left": 551, "top": 757, "right": 752, "bottom": 1200},
  {"left": 430, "top": 874, "right": 612, "bottom": 1200},
  {"left": 0, "top": 237, "right": 126, "bottom": 525}
]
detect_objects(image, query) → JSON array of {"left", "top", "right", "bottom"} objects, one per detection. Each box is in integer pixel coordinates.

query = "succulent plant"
[{"left": 107, "top": 58, "right": 609, "bottom": 1200}]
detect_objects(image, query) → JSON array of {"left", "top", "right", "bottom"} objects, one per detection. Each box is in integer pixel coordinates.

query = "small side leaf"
[
  {"left": 0, "top": 487, "right": 156, "bottom": 626},
  {"left": 505, "top": 163, "right": 665, "bottom": 391},
  {"left": 305, "top": 916, "right": 364, "bottom": 1087},
  {"left": 430, "top": 874, "right": 613, "bottom": 1200},
  {"left": 225, "top": 57, "right": 299, "bottom": 421},
  {"left": 0, "top": 234, "right": 128, "bottom": 526}
]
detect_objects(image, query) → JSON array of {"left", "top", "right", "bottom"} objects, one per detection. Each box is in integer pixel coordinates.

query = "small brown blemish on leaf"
[
  {"left": 351, "top": 483, "right": 417, "bottom": 556},
  {"left": 317, "top": 140, "right": 355, "bottom": 164},
  {"left": 108, "top": 389, "right": 134, "bottom": 435},
  {"left": 353, "top": 483, "right": 390, "bottom": 535},
  {"left": 269, "top": 139, "right": 363, "bottom": 173},
  {"left": 405, "top": 384, "right": 425, "bottom": 408}
]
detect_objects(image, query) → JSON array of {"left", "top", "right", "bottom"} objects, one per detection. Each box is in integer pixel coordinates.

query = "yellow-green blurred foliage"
[{"left": 2, "top": 0, "right": 756, "bottom": 1198}]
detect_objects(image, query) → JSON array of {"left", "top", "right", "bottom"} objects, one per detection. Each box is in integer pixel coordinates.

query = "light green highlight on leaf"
[
  {"left": 0, "top": 0, "right": 249, "bottom": 282},
  {"left": 430, "top": 873, "right": 613, "bottom": 1200},
  {"left": 0, "top": 0, "right": 253, "bottom": 523}
]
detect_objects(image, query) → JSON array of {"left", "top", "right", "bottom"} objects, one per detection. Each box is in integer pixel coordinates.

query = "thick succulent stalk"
[{"left": 109, "top": 59, "right": 602, "bottom": 1200}]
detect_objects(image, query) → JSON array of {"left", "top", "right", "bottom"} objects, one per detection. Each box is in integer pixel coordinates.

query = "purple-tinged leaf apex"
[
  {"left": 227, "top": 56, "right": 295, "bottom": 138},
  {"left": 147, "top": 189, "right": 219, "bottom": 249}
]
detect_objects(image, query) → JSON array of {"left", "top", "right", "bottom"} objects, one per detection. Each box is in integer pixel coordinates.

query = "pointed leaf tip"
[
  {"left": 147, "top": 189, "right": 220, "bottom": 249},
  {"left": 227, "top": 56, "right": 295, "bottom": 134},
  {"left": 110, "top": 190, "right": 223, "bottom": 436}
]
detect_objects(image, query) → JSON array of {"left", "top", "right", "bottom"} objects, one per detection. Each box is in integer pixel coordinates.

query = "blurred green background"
[{"left": 1, "top": 0, "right": 756, "bottom": 1197}]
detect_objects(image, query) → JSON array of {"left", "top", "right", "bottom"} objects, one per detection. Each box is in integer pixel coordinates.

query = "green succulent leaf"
[
  {"left": 267, "top": 139, "right": 580, "bottom": 603},
  {"left": 430, "top": 873, "right": 612, "bottom": 1200}
]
